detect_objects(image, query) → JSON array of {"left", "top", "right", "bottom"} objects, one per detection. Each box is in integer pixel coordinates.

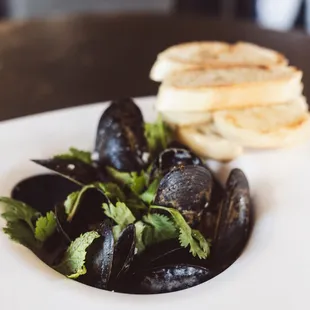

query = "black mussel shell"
[
  {"left": 11, "top": 174, "right": 81, "bottom": 214},
  {"left": 55, "top": 203, "right": 71, "bottom": 243},
  {"left": 39, "top": 229, "right": 69, "bottom": 266},
  {"left": 82, "top": 222, "right": 114, "bottom": 290},
  {"left": 132, "top": 264, "right": 212, "bottom": 294},
  {"left": 132, "top": 239, "right": 183, "bottom": 271},
  {"left": 154, "top": 165, "right": 213, "bottom": 226},
  {"left": 32, "top": 158, "right": 101, "bottom": 185},
  {"left": 132, "top": 239, "right": 211, "bottom": 271},
  {"left": 167, "top": 141, "right": 190, "bottom": 150},
  {"left": 109, "top": 224, "right": 136, "bottom": 290},
  {"left": 55, "top": 187, "right": 108, "bottom": 240},
  {"left": 150, "top": 148, "right": 203, "bottom": 181},
  {"left": 94, "top": 98, "right": 148, "bottom": 172},
  {"left": 212, "top": 168, "right": 252, "bottom": 271},
  {"left": 200, "top": 173, "right": 226, "bottom": 240}
]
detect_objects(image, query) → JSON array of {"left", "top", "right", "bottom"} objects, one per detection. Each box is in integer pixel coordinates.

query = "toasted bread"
[
  {"left": 160, "top": 110, "right": 212, "bottom": 126},
  {"left": 177, "top": 123, "right": 243, "bottom": 161},
  {"left": 213, "top": 96, "right": 310, "bottom": 148},
  {"left": 150, "top": 41, "right": 288, "bottom": 82},
  {"left": 156, "top": 66, "right": 302, "bottom": 112}
]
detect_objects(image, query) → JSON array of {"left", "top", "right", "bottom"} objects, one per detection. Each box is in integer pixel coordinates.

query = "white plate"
[{"left": 0, "top": 96, "right": 309, "bottom": 310}]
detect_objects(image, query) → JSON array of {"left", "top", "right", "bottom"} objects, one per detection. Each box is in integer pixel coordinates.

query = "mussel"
[
  {"left": 82, "top": 223, "right": 136, "bottom": 291},
  {"left": 11, "top": 174, "right": 81, "bottom": 214},
  {"left": 83, "top": 221, "right": 114, "bottom": 290},
  {"left": 132, "top": 264, "right": 212, "bottom": 294},
  {"left": 32, "top": 158, "right": 101, "bottom": 185},
  {"left": 94, "top": 98, "right": 148, "bottom": 172},
  {"left": 149, "top": 148, "right": 203, "bottom": 181},
  {"left": 109, "top": 224, "right": 136, "bottom": 290},
  {"left": 211, "top": 168, "right": 252, "bottom": 271},
  {"left": 154, "top": 165, "right": 213, "bottom": 226},
  {"left": 55, "top": 187, "right": 108, "bottom": 241}
]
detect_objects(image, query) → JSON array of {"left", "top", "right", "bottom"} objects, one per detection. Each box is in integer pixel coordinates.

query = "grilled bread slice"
[
  {"left": 156, "top": 66, "right": 302, "bottom": 112},
  {"left": 150, "top": 41, "right": 288, "bottom": 82},
  {"left": 177, "top": 123, "right": 243, "bottom": 161},
  {"left": 213, "top": 96, "right": 310, "bottom": 148},
  {"left": 160, "top": 110, "right": 213, "bottom": 126}
]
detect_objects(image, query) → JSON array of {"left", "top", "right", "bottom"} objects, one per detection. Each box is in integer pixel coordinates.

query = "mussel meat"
[
  {"left": 94, "top": 98, "right": 148, "bottom": 172},
  {"left": 154, "top": 165, "right": 213, "bottom": 226}
]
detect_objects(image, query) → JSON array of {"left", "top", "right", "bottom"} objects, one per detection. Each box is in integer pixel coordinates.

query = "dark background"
[{"left": 0, "top": 0, "right": 306, "bottom": 30}]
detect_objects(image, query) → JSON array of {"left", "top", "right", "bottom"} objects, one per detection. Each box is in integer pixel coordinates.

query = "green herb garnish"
[
  {"left": 34, "top": 211, "right": 57, "bottom": 242},
  {"left": 54, "top": 231, "right": 100, "bottom": 278},
  {"left": 54, "top": 147, "right": 92, "bottom": 164},
  {"left": 150, "top": 205, "right": 210, "bottom": 259}
]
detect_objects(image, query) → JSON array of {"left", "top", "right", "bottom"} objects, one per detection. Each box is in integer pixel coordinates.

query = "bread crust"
[
  {"left": 156, "top": 67, "right": 302, "bottom": 112},
  {"left": 150, "top": 41, "right": 288, "bottom": 82}
]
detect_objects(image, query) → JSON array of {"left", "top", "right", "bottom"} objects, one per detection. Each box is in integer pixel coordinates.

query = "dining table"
[{"left": 0, "top": 13, "right": 309, "bottom": 121}]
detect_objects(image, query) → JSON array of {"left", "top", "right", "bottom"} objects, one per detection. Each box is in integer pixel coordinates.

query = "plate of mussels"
[{"left": 0, "top": 96, "right": 310, "bottom": 310}]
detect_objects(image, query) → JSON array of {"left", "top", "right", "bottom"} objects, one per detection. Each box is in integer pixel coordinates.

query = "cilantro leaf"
[
  {"left": 102, "top": 201, "right": 136, "bottom": 230},
  {"left": 140, "top": 178, "right": 160, "bottom": 204},
  {"left": 54, "top": 147, "right": 92, "bottom": 164},
  {"left": 142, "top": 213, "right": 178, "bottom": 246},
  {"left": 150, "top": 206, "right": 210, "bottom": 259},
  {"left": 125, "top": 196, "right": 148, "bottom": 211},
  {"left": 64, "top": 191, "right": 80, "bottom": 215},
  {"left": 112, "top": 225, "right": 122, "bottom": 241},
  {"left": 106, "top": 167, "right": 146, "bottom": 195},
  {"left": 134, "top": 221, "right": 146, "bottom": 254},
  {"left": 34, "top": 211, "right": 57, "bottom": 242},
  {"left": 66, "top": 185, "right": 95, "bottom": 221},
  {"left": 0, "top": 197, "right": 40, "bottom": 232},
  {"left": 3, "top": 221, "right": 41, "bottom": 250},
  {"left": 145, "top": 115, "right": 172, "bottom": 156},
  {"left": 97, "top": 182, "right": 126, "bottom": 202},
  {"left": 54, "top": 231, "right": 100, "bottom": 278}
]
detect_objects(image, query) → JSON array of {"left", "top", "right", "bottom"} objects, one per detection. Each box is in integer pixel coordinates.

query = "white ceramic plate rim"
[{"left": 0, "top": 96, "right": 309, "bottom": 310}]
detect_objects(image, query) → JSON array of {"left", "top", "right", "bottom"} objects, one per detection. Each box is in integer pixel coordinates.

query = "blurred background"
[{"left": 0, "top": 0, "right": 308, "bottom": 33}]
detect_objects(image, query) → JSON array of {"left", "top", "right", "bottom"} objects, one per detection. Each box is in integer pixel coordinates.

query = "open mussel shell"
[
  {"left": 94, "top": 98, "right": 148, "bottom": 172},
  {"left": 82, "top": 221, "right": 114, "bottom": 290},
  {"left": 32, "top": 158, "right": 101, "bottom": 185},
  {"left": 109, "top": 224, "right": 136, "bottom": 291},
  {"left": 132, "top": 264, "right": 212, "bottom": 294},
  {"left": 55, "top": 187, "right": 108, "bottom": 241},
  {"left": 11, "top": 174, "right": 81, "bottom": 214},
  {"left": 149, "top": 148, "right": 203, "bottom": 181},
  {"left": 154, "top": 165, "right": 213, "bottom": 226},
  {"left": 212, "top": 168, "right": 252, "bottom": 271},
  {"left": 132, "top": 239, "right": 211, "bottom": 272}
]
